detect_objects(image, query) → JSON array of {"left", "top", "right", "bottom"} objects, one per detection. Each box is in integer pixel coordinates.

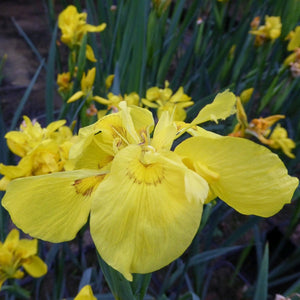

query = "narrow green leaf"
[
  {"left": 45, "top": 23, "right": 58, "bottom": 123},
  {"left": 97, "top": 253, "right": 136, "bottom": 300},
  {"left": 11, "top": 17, "right": 45, "bottom": 66},
  {"left": 10, "top": 59, "right": 44, "bottom": 131},
  {"left": 78, "top": 267, "right": 93, "bottom": 291},
  {"left": 253, "top": 243, "right": 269, "bottom": 300},
  {"left": 188, "top": 245, "right": 242, "bottom": 267}
]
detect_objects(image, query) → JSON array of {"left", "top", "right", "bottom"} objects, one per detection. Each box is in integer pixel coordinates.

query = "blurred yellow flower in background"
[
  {"left": 57, "top": 71, "right": 73, "bottom": 94},
  {"left": 105, "top": 74, "right": 115, "bottom": 90},
  {"left": 68, "top": 68, "right": 102, "bottom": 104},
  {"left": 269, "top": 124, "right": 296, "bottom": 158},
  {"left": 284, "top": 26, "right": 300, "bottom": 77},
  {"left": 95, "top": 92, "right": 140, "bottom": 113},
  {"left": 0, "top": 229, "right": 47, "bottom": 289},
  {"left": 250, "top": 16, "right": 282, "bottom": 46},
  {"left": 239, "top": 88, "right": 254, "bottom": 104},
  {"left": 286, "top": 26, "right": 300, "bottom": 51},
  {"left": 0, "top": 116, "right": 76, "bottom": 190},
  {"left": 142, "top": 81, "right": 194, "bottom": 121},
  {"left": 58, "top": 5, "right": 106, "bottom": 48},
  {"left": 58, "top": 5, "right": 106, "bottom": 62}
]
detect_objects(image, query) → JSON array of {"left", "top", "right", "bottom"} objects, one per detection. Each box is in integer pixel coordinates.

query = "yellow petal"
[
  {"left": 169, "top": 87, "right": 191, "bottom": 103},
  {"left": 284, "top": 52, "right": 296, "bottom": 66},
  {"left": 0, "top": 176, "right": 10, "bottom": 191},
  {"left": 46, "top": 120, "right": 66, "bottom": 134},
  {"left": 86, "top": 44, "right": 97, "bottom": 62},
  {"left": 105, "top": 74, "right": 115, "bottom": 90},
  {"left": 191, "top": 90, "right": 236, "bottom": 125},
  {"left": 4, "top": 229, "right": 20, "bottom": 249},
  {"left": 175, "top": 136, "right": 299, "bottom": 217},
  {"left": 22, "top": 255, "right": 48, "bottom": 278},
  {"left": 82, "top": 68, "right": 96, "bottom": 92},
  {"left": 141, "top": 98, "right": 159, "bottom": 108},
  {"left": 70, "top": 113, "right": 123, "bottom": 163},
  {"left": 74, "top": 285, "right": 97, "bottom": 300},
  {"left": 84, "top": 23, "right": 107, "bottom": 33},
  {"left": 17, "top": 239, "right": 37, "bottom": 258},
  {"left": 128, "top": 105, "right": 154, "bottom": 138},
  {"left": 90, "top": 145, "right": 206, "bottom": 281},
  {"left": 5, "top": 131, "right": 28, "bottom": 157},
  {"left": 67, "top": 91, "right": 84, "bottom": 103},
  {"left": 92, "top": 96, "right": 111, "bottom": 105},
  {"left": 151, "top": 111, "right": 177, "bottom": 151},
  {"left": 2, "top": 170, "right": 105, "bottom": 242},
  {"left": 119, "top": 101, "right": 141, "bottom": 144},
  {"left": 287, "top": 26, "right": 300, "bottom": 51}
]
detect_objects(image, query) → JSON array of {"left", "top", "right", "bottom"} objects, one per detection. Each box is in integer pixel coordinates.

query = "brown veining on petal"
[
  {"left": 126, "top": 159, "right": 165, "bottom": 186},
  {"left": 73, "top": 174, "right": 106, "bottom": 196}
]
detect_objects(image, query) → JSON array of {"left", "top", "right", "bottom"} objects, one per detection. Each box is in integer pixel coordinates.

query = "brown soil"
[{"left": 0, "top": 0, "right": 62, "bottom": 128}]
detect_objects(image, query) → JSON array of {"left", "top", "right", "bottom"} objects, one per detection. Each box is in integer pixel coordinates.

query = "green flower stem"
[{"left": 97, "top": 253, "right": 151, "bottom": 300}]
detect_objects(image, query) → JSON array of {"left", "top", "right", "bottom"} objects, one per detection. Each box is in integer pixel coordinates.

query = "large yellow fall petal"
[
  {"left": 90, "top": 145, "right": 207, "bottom": 281},
  {"left": 175, "top": 136, "right": 298, "bottom": 217},
  {"left": 191, "top": 91, "right": 236, "bottom": 125},
  {"left": 2, "top": 170, "right": 105, "bottom": 242}
]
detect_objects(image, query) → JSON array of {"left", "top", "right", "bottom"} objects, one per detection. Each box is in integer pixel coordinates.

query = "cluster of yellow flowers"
[
  {"left": 0, "top": 116, "right": 76, "bottom": 190},
  {"left": 65, "top": 64, "right": 193, "bottom": 122},
  {"left": 230, "top": 95, "right": 296, "bottom": 158},
  {"left": 0, "top": 229, "right": 47, "bottom": 289},
  {"left": 250, "top": 16, "right": 282, "bottom": 46},
  {"left": 2, "top": 91, "right": 298, "bottom": 281}
]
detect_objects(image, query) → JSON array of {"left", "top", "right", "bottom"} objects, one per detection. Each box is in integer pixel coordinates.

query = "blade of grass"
[
  {"left": 45, "top": 23, "right": 58, "bottom": 123},
  {"left": 253, "top": 243, "right": 269, "bottom": 300},
  {"left": 10, "top": 59, "right": 45, "bottom": 131}
]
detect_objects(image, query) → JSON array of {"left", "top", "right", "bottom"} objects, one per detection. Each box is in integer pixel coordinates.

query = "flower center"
[{"left": 126, "top": 149, "right": 165, "bottom": 186}]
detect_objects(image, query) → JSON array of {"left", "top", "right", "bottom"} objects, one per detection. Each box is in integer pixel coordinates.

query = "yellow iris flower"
[
  {"left": 0, "top": 229, "right": 47, "bottom": 289},
  {"left": 74, "top": 285, "right": 96, "bottom": 300},
  {"left": 2, "top": 91, "right": 298, "bottom": 281},
  {"left": 250, "top": 16, "right": 282, "bottom": 46},
  {"left": 95, "top": 92, "right": 140, "bottom": 113},
  {"left": 57, "top": 72, "right": 73, "bottom": 94},
  {"left": 286, "top": 26, "right": 300, "bottom": 51},
  {"left": 58, "top": 5, "right": 106, "bottom": 48},
  {"left": 269, "top": 124, "right": 296, "bottom": 159},
  {"left": 58, "top": 5, "right": 106, "bottom": 62},
  {"left": 67, "top": 68, "right": 104, "bottom": 104},
  {"left": 0, "top": 116, "right": 76, "bottom": 190},
  {"left": 142, "top": 81, "right": 194, "bottom": 121},
  {"left": 283, "top": 26, "right": 300, "bottom": 77}
]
